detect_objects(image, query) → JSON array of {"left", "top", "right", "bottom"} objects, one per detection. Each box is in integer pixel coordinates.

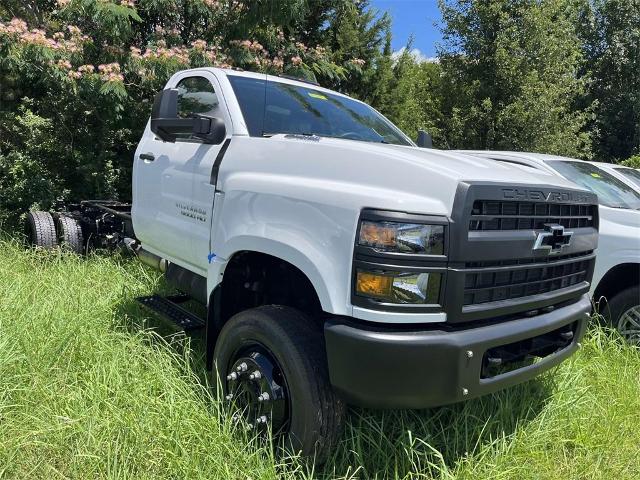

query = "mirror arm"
[
  {"left": 191, "top": 116, "right": 213, "bottom": 136},
  {"left": 192, "top": 114, "right": 226, "bottom": 144}
]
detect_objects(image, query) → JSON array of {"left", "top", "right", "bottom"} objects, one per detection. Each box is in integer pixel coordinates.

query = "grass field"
[{"left": 0, "top": 240, "right": 639, "bottom": 479}]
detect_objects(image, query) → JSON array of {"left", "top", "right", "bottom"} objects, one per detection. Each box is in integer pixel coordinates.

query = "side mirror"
[
  {"left": 416, "top": 130, "right": 433, "bottom": 148},
  {"left": 150, "top": 89, "right": 187, "bottom": 142},
  {"left": 150, "top": 89, "right": 226, "bottom": 144}
]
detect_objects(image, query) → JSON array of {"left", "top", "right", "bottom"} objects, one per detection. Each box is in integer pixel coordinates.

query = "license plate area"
[{"left": 481, "top": 321, "right": 577, "bottom": 379}]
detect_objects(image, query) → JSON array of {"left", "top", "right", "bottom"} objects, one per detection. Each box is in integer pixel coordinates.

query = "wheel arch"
[
  {"left": 204, "top": 243, "right": 338, "bottom": 370},
  {"left": 210, "top": 236, "right": 344, "bottom": 315},
  {"left": 593, "top": 262, "right": 640, "bottom": 306}
]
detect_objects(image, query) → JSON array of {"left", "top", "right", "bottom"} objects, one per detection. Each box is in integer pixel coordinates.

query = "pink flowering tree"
[{"left": 0, "top": 0, "right": 376, "bottom": 225}]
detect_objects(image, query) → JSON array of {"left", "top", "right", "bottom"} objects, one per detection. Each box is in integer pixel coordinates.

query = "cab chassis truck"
[{"left": 25, "top": 68, "right": 599, "bottom": 461}]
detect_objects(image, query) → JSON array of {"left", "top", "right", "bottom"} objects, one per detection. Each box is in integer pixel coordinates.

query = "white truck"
[
  {"left": 25, "top": 68, "right": 599, "bottom": 460},
  {"left": 458, "top": 151, "right": 640, "bottom": 345}
]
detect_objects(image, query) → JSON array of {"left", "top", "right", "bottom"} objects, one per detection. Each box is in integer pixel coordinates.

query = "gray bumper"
[{"left": 324, "top": 295, "right": 590, "bottom": 409}]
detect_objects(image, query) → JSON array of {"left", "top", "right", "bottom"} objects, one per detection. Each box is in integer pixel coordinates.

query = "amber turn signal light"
[{"left": 355, "top": 271, "right": 393, "bottom": 299}]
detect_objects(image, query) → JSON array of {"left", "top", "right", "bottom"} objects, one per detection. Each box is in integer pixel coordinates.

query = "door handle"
[{"left": 140, "top": 152, "right": 155, "bottom": 162}]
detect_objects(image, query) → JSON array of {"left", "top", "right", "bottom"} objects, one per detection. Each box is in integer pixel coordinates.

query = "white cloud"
[{"left": 391, "top": 47, "right": 439, "bottom": 63}]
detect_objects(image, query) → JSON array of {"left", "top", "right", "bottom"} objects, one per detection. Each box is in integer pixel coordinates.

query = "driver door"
[{"left": 133, "top": 72, "right": 230, "bottom": 274}]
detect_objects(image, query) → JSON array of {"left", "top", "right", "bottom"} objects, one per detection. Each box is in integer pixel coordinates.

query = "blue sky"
[{"left": 370, "top": 0, "right": 443, "bottom": 59}]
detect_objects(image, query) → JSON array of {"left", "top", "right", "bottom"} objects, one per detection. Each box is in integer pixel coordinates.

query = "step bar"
[{"left": 136, "top": 294, "right": 205, "bottom": 330}]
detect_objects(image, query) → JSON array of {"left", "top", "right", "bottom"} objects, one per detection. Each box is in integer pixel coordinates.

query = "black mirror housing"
[
  {"left": 151, "top": 88, "right": 178, "bottom": 120},
  {"left": 150, "top": 89, "right": 226, "bottom": 144},
  {"left": 151, "top": 89, "right": 191, "bottom": 142},
  {"left": 416, "top": 130, "right": 433, "bottom": 148}
]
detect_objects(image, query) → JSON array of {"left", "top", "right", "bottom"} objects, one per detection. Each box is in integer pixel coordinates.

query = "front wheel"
[
  {"left": 608, "top": 286, "right": 640, "bottom": 346},
  {"left": 214, "top": 306, "right": 345, "bottom": 463}
]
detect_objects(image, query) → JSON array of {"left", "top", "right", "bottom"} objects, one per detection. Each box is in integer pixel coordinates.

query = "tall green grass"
[{"left": 0, "top": 240, "right": 638, "bottom": 479}]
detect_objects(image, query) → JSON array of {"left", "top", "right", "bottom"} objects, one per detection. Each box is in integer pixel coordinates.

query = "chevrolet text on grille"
[{"left": 501, "top": 188, "right": 592, "bottom": 203}]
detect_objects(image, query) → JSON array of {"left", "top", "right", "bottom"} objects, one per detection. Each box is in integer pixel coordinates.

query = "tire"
[
  {"left": 607, "top": 286, "right": 640, "bottom": 346},
  {"left": 25, "top": 211, "right": 57, "bottom": 249},
  {"left": 214, "top": 306, "right": 345, "bottom": 463},
  {"left": 57, "top": 215, "right": 85, "bottom": 254}
]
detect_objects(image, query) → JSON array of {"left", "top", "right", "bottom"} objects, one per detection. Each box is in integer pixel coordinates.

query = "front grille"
[
  {"left": 469, "top": 200, "right": 596, "bottom": 231},
  {"left": 463, "top": 256, "right": 594, "bottom": 306},
  {"left": 466, "top": 251, "right": 593, "bottom": 269}
]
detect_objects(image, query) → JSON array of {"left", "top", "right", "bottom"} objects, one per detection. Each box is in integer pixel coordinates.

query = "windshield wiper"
[
  {"left": 262, "top": 132, "right": 319, "bottom": 138},
  {"left": 263, "top": 131, "right": 391, "bottom": 144}
]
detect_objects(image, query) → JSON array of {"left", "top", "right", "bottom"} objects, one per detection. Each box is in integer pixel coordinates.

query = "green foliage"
[
  {"left": 2, "top": 0, "right": 640, "bottom": 227},
  {"left": 621, "top": 155, "right": 640, "bottom": 169},
  {"left": 379, "top": 48, "right": 443, "bottom": 145},
  {"left": 0, "top": 0, "right": 375, "bottom": 227},
  {"left": 437, "top": 0, "right": 593, "bottom": 157},
  {"left": 581, "top": 0, "right": 640, "bottom": 162}
]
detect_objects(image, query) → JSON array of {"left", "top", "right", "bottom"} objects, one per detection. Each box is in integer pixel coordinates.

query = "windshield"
[
  {"left": 228, "top": 75, "right": 412, "bottom": 146},
  {"left": 547, "top": 161, "right": 640, "bottom": 210},
  {"left": 613, "top": 166, "right": 640, "bottom": 190}
]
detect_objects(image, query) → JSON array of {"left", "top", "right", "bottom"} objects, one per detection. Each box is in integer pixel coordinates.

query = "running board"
[{"left": 136, "top": 294, "right": 205, "bottom": 330}]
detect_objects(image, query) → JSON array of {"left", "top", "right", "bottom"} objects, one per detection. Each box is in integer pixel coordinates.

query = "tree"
[
  {"left": 0, "top": 0, "right": 366, "bottom": 227},
  {"left": 582, "top": 0, "right": 640, "bottom": 161},
  {"left": 377, "top": 45, "right": 444, "bottom": 145},
  {"left": 437, "top": 0, "right": 592, "bottom": 157},
  {"left": 315, "top": 0, "right": 392, "bottom": 102}
]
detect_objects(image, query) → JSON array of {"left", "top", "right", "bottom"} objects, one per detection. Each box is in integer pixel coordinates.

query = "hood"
[
  {"left": 383, "top": 144, "right": 578, "bottom": 186},
  {"left": 224, "top": 136, "right": 594, "bottom": 216}
]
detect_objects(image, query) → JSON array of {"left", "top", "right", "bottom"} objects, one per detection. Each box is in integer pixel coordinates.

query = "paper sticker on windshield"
[
  {"left": 308, "top": 92, "right": 327, "bottom": 100},
  {"left": 590, "top": 173, "right": 602, "bottom": 178}
]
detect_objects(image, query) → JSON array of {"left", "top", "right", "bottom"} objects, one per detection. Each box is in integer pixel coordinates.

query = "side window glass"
[{"left": 175, "top": 76, "right": 221, "bottom": 140}]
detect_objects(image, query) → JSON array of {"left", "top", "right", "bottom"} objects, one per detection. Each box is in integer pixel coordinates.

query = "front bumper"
[{"left": 324, "top": 295, "right": 590, "bottom": 409}]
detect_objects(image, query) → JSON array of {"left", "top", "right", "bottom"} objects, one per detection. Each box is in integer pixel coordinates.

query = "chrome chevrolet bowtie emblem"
[{"left": 533, "top": 224, "right": 573, "bottom": 254}]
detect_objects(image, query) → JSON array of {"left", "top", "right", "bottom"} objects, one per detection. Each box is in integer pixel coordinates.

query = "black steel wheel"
[
  {"left": 25, "top": 211, "right": 57, "bottom": 249},
  {"left": 214, "top": 306, "right": 345, "bottom": 463},
  {"left": 57, "top": 215, "right": 85, "bottom": 254},
  {"left": 226, "top": 344, "right": 290, "bottom": 434}
]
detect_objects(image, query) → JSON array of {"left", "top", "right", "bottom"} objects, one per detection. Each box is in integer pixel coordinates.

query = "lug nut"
[
  {"left": 249, "top": 370, "right": 262, "bottom": 380},
  {"left": 236, "top": 362, "right": 248, "bottom": 372},
  {"left": 226, "top": 372, "right": 238, "bottom": 381},
  {"left": 257, "top": 392, "right": 270, "bottom": 402},
  {"left": 225, "top": 394, "right": 234, "bottom": 401},
  {"left": 256, "top": 415, "right": 268, "bottom": 424}
]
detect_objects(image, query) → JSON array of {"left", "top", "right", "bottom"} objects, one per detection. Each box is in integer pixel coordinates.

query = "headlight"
[
  {"left": 355, "top": 270, "right": 442, "bottom": 304},
  {"left": 358, "top": 221, "right": 445, "bottom": 254}
]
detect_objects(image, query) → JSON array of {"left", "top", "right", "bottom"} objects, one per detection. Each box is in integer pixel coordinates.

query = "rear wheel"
[
  {"left": 214, "top": 306, "right": 345, "bottom": 463},
  {"left": 25, "top": 211, "right": 57, "bottom": 249},
  {"left": 608, "top": 286, "right": 640, "bottom": 346},
  {"left": 57, "top": 215, "right": 85, "bottom": 254}
]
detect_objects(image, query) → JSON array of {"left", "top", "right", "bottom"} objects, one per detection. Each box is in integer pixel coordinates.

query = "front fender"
[{"left": 208, "top": 190, "right": 358, "bottom": 315}]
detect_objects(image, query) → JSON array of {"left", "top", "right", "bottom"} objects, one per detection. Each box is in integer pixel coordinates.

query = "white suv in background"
[
  {"left": 590, "top": 162, "right": 640, "bottom": 191},
  {"left": 458, "top": 151, "right": 640, "bottom": 345}
]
